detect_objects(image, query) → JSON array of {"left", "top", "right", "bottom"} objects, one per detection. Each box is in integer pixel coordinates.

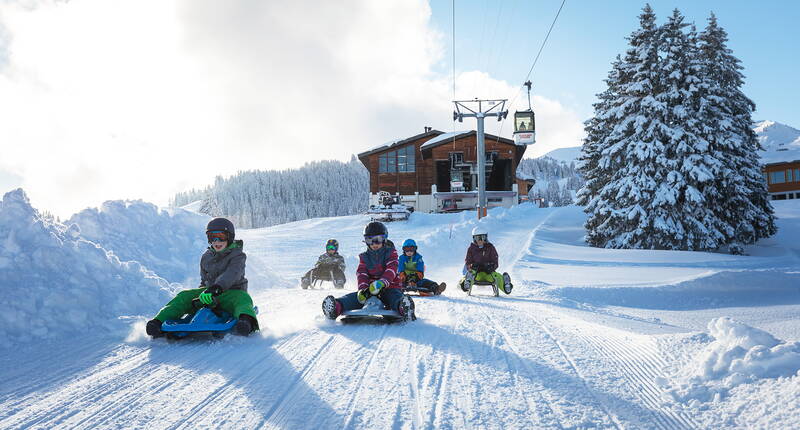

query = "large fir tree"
[
  {"left": 697, "top": 13, "right": 776, "bottom": 253},
  {"left": 578, "top": 6, "right": 775, "bottom": 252}
]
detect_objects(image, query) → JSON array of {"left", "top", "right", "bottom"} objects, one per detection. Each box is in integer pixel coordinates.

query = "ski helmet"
[
  {"left": 206, "top": 217, "right": 235, "bottom": 242},
  {"left": 363, "top": 221, "right": 388, "bottom": 238},
  {"left": 471, "top": 226, "right": 488, "bottom": 243},
  {"left": 402, "top": 238, "right": 417, "bottom": 252},
  {"left": 326, "top": 238, "right": 339, "bottom": 251}
]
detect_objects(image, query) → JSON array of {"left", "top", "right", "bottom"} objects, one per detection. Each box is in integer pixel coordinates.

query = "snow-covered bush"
[
  {"left": 68, "top": 200, "right": 209, "bottom": 285},
  {"left": 0, "top": 189, "right": 175, "bottom": 348},
  {"left": 663, "top": 317, "right": 800, "bottom": 403}
]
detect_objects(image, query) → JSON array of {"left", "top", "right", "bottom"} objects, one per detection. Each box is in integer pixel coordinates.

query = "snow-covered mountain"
[
  {"left": 540, "top": 146, "right": 582, "bottom": 163},
  {"left": 754, "top": 120, "right": 800, "bottom": 164}
]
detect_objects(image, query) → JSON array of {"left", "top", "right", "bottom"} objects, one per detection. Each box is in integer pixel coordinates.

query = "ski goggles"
[
  {"left": 326, "top": 245, "right": 337, "bottom": 251},
  {"left": 402, "top": 247, "right": 416, "bottom": 253},
  {"left": 364, "top": 235, "right": 386, "bottom": 245},
  {"left": 207, "top": 231, "right": 228, "bottom": 243},
  {"left": 472, "top": 234, "right": 487, "bottom": 242}
]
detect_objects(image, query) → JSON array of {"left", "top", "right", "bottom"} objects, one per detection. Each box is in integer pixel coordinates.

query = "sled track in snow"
[
  {"left": 476, "top": 299, "right": 619, "bottom": 429},
  {"left": 576, "top": 328, "right": 699, "bottom": 430},
  {"left": 340, "top": 324, "right": 390, "bottom": 430}
]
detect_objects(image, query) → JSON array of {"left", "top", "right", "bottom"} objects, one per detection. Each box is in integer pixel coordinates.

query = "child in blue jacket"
[{"left": 398, "top": 239, "right": 446, "bottom": 296}]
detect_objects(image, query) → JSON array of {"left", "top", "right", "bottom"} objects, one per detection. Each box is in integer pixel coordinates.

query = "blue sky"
[{"left": 429, "top": 0, "right": 799, "bottom": 125}]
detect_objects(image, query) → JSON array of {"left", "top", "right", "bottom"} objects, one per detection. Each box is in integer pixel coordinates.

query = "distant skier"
[
  {"left": 300, "top": 239, "right": 346, "bottom": 288},
  {"left": 321, "top": 221, "right": 414, "bottom": 320},
  {"left": 146, "top": 217, "right": 259, "bottom": 337},
  {"left": 459, "top": 226, "right": 513, "bottom": 294},
  {"left": 398, "top": 238, "right": 446, "bottom": 296}
]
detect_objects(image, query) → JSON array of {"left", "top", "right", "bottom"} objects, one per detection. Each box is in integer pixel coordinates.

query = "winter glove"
[
  {"left": 369, "top": 279, "right": 386, "bottom": 295},
  {"left": 470, "top": 263, "right": 485, "bottom": 273},
  {"left": 357, "top": 288, "right": 369, "bottom": 304},
  {"left": 199, "top": 285, "right": 223, "bottom": 305},
  {"left": 405, "top": 273, "right": 419, "bottom": 285}
]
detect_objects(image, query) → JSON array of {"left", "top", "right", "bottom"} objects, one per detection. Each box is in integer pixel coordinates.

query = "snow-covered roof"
[
  {"left": 357, "top": 129, "right": 442, "bottom": 158},
  {"left": 420, "top": 131, "right": 470, "bottom": 149}
]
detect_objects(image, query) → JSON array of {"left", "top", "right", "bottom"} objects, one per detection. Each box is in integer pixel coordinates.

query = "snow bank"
[
  {"left": 0, "top": 189, "right": 175, "bottom": 348},
  {"left": 68, "top": 200, "right": 209, "bottom": 285},
  {"left": 664, "top": 317, "right": 800, "bottom": 403}
]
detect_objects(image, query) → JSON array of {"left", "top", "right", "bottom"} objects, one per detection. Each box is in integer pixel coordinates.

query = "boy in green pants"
[
  {"left": 459, "top": 226, "right": 513, "bottom": 295},
  {"left": 146, "top": 217, "right": 259, "bottom": 337}
]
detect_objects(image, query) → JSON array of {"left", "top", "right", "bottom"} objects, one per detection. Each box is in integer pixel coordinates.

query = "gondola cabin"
[
  {"left": 358, "top": 127, "right": 529, "bottom": 213},
  {"left": 513, "top": 110, "right": 536, "bottom": 145}
]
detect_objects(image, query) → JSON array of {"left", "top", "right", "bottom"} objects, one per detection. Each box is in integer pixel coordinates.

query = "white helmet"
[{"left": 471, "top": 226, "right": 488, "bottom": 242}]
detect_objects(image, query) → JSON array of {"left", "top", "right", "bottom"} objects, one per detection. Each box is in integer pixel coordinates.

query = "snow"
[
  {"left": 755, "top": 120, "right": 800, "bottom": 164},
  {"left": 1, "top": 191, "right": 800, "bottom": 428},
  {"left": 68, "top": 200, "right": 210, "bottom": 284},
  {"left": 419, "top": 131, "right": 469, "bottom": 149},
  {"left": 540, "top": 146, "right": 582, "bottom": 163},
  {"left": 0, "top": 189, "right": 175, "bottom": 348}
]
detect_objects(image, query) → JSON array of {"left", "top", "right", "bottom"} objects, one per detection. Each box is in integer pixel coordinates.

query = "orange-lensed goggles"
[{"left": 207, "top": 231, "right": 228, "bottom": 243}]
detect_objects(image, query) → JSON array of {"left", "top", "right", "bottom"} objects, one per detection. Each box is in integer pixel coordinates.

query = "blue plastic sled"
[{"left": 161, "top": 304, "right": 259, "bottom": 339}]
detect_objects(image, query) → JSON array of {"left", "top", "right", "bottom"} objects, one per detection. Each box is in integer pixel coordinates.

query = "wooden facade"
[
  {"left": 358, "top": 129, "right": 526, "bottom": 196},
  {"left": 763, "top": 160, "right": 800, "bottom": 200}
]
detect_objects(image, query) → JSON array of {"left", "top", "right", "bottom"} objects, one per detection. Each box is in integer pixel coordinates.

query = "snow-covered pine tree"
[
  {"left": 649, "top": 9, "right": 726, "bottom": 251},
  {"left": 697, "top": 13, "right": 776, "bottom": 253},
  {"left": 581, "top": 4, "right": 672, "bottom": 249}
]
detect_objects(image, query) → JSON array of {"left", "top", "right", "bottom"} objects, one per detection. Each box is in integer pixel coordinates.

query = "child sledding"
[
  {"left": 398, "top": 239, "right": 446, "bottom": 296},
  {"left": 146, "top": 217, "right": 259, "bottom": 339},
  {"left": 458, "top": 227, "right": 513, "bottom": 297},
  {"left": 300, "top": 239, "right": 346, "bottom": 289},
  {"left": 321, "top": 221, "right": 415, "bottom": 322}
]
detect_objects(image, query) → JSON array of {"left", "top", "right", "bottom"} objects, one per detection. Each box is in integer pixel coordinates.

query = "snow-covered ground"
[{"left": 1, "top": 190, "right": 799, "bottom": 429}]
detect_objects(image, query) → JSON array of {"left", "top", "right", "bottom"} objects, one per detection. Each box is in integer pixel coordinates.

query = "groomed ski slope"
[{"left": 2, "top": 202, "right": 800, "bottom": 429}]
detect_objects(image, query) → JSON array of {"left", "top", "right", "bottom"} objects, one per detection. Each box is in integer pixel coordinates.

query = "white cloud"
[{"left": 0, "top": 0, "right": 584, "bottom": 217}]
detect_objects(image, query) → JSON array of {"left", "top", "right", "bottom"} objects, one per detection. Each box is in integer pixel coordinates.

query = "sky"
[{"left": 0, "top": 0, "right": 797, "bottom": 218}]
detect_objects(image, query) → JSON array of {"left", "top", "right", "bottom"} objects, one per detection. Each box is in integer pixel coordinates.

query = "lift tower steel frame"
[{"left": 453, "top": 98, "right": 508, "bottom": 219}]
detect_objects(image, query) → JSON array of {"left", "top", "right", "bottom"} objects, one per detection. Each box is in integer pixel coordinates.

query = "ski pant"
[
  {"left": 337, "top": 287, "right": 405, "bottom": 312},
  {"left": 303, "top": 266, "right": 346, "bottom": 284},
  {"left": 154, "top": 287, "right": 259, "bottom": 328},
  {"left": 462, "top": 271, "right": 505, "bottom": 290},
  {"left": 408, "top": 278, "right": 440, "bottom": 293}
]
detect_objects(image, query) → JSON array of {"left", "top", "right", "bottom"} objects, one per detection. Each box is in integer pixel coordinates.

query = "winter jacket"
[
  {"left": 465, "top": 242, "right": 498, "bottom": 273},
  {"left": 200, "top": 240, "right": 248, "bottom": 292},
  {"left": 398, "top": 252, "right": 425, "bottom": 278},
  {"left": 314, "top": 252, "right": 346, "bottom": 272},
  {"left": 356, "top": 241, "right": 401, "bottom": 290}
]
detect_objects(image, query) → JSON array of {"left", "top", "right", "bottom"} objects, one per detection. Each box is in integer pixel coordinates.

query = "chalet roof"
[
  {"left": 357, "top": 130, "right": 443, "bottom": 158},
  {"left": 420, "top": 130, "right": 515, "bottom": 151}
]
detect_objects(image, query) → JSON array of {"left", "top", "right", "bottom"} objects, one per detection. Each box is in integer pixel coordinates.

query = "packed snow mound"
[
  {"left": 68, "top": 200, "right": 209, "bottom": 285},
  {"left": 0, "top": 189, "right": 175, "bottom": 348},
  {"left": 664, "top": 317, "right": 800, "bottom": 403}
]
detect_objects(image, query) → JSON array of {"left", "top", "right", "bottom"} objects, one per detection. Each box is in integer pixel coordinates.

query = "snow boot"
[
  {"left": 502, "top": 272, "right": 513, "bottom": 295},
  {"left": 300, "top": 276, "right": 311, "bottom": 289},
  {"left": 461, "top": 271, "right": 475, "bottom": 293},
  {"left": 322, "top": 295, "right": 341, "bottom": 319},
  {"left": 435, "top": 282, "right": 447, "bottom": 295},
  {"left": 397, "top": 295, "right": 416, "bottom": 321},
  {"left": 234, "top": 314, "right": 257, "bottom": 336},
  {"left": 146, "top": 319, "right": 163, "bottom": 338}
]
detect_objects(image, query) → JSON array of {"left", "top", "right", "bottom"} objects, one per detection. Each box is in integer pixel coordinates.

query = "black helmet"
[
  {"left": 363, "top": 221, "right": 388, "bottom": 238},
  {"left": 206, "top": 217, "right": 235, "bottom": 242},
  {"left": 325, "top": 238, "right": 339, "bottom": 251}
]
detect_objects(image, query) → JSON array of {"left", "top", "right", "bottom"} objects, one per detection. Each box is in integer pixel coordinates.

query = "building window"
[
  {"left": 788, "top": 170, "right": 794, "bottom": 182},
  {"left": 763, "top": 172, "right": 769, "bottom": 183},
  {"left": 770, "top": 171, "right": 786, "bottom": 184},
  {"left": 794, "top": 169, "right": 800, "bottom": 182},
  {"left": 378, "top": 146, "right": 415, "bottom": 173}
]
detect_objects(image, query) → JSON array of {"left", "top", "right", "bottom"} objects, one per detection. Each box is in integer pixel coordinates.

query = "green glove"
[
  {"left": 369, "top": 280, "right": 385, "bottom": 295},
  {"left": 357, "top": 289, "right": 369, "bottom": 304},
  {"left": 198, "top": 285, "right": 222, "bottom": 305}
]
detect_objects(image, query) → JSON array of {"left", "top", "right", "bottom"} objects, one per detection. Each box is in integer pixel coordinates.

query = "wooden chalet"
[
  {"left": 763, "top": 160, "right": 800, "bottom": 200},
  {"left": 358, "top": 127, "right": 528, "bottom": 213}
]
